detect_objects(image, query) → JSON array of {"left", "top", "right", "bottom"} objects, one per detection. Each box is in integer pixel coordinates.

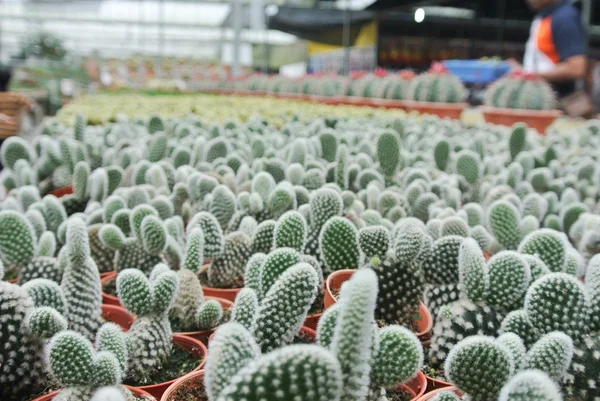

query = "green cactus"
[
  {"left": 117, "top": 265, "right": 179, "bottom": 382},
  {"left": 497, "top": 332, "right": 527, "bottom": 371},
  {"left": 140, "top": 215, "right": 167, "bottom": 256},
  {"left": 207, "top": 231, "right": 253, "bottom": 288},
  {"left": 434, "top": 139, "right": 450, "bottom": 171},
  {"left": 273, "top": 211, "right": 307, "bottom": 252},
  {"left": 488, "top": 200, "right": 522, "bottom": 250},
  {"left": 335, "top": 144, "right": 349, "bottom": 190},
  {"left": 196, "top": 299, "right": 223, "bottom": 330},
  {"left": 188, "top": 212, "right": 224, "bottom": 259},
  {"left": 371, "top": 326, "right": 424, "bottom": 388},
  {"left": 524, "top": 273, "right": 590, "bottom": 340},
  {"left": 319, "top": 216, "right": 361, "bottom": 272},
  {"left": 61, "top": 217, "right": 102, "bottom": 340},
  {"left": 429, "top": 300, "right": 505, "bottom": 368},
  {"left": 252, "top": 220, "right": 276, "bottom": 255},
  {"left": 524, "top": 331, "right": 574, "bottom": 381},
  {"left": 204, "top": 323, "right": 261, "bottom": 401},
  {"left": 500, "top": 309, "right": 542, "bottom": 349},
  {"left": 230, "top": 288, "right": 259, "bottom": 330},
  {"left": 0, "top": 136, "right": 32, "bottom": 170},
  {"left": 244, "top": 253, "right": 266, "bottom": 293},
  {"left": 444, "top": 336, "right": 514, "bottom": 401},
  {"left": 377, "top": 130, "right": 401, "bottom": 179},
  {"left": 0, "top": 210, "right": 36, "bottom": 267},
  {"left": 422, "top": 235, "right": 463, "bottom": 285},
  {"left": 252, "top": 263, "right": 319, "bottom": 353},
  {"left": 509, "top": 123, "right": 528, "bottom": 160},
  {"left": 518, "top": 229, "right": 567, "bottom": 273},
  {"left": 330, "top": 268, "right": 378, "bottom": 401},
  {"left": 441, "top": 216, "right": 470, "bottom": 237},
  {"left": 408, "top": 72, "right": 466, "bottom": 103},
  {"left": 258, "top": 247, "right": 301, "bottom": 299},
  {"left": 486, "top": 251, "right": 531, "bottom": 310},
  {"left": 485, "top": 75, "right": 556, "bottom": 110},
  {"left": 210, "top": 185, "right": 237, "bottom": 230},
  {"left": 498, "top": 370, "right": 562, "bottom": 401},
  {"left": 148, "top": 115, "right": 165, "bottom": 134},
  {"left": 458, "top": 238, "right": 488, "bottom": 302},
  {"left": 217, "top": 344, "right": 342, "bottom": 401},
  {"left": 358, "top": 226, "right": 390, "bottom": 260},
  {"left": 455, "top": 150, "right": 481, "bottom": 184}
]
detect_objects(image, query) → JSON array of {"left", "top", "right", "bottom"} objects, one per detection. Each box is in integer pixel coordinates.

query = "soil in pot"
[
  {"left": 385, "top": 388, "right": 414, "bottom": 401},
  {"left": 198, "top": 268, "right": 242, "bottom": 302},
  {"left": 103, "top": 276, "right": 117, "bottom": 297},
  {"left": 163, "top": 374, "right": 208, "bottom": 401},
  {"left": 123, "top": 346, "right": 200, "bottom": 387}
]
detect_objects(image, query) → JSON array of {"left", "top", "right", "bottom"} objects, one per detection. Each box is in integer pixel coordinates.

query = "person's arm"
[{"left": 538, "top": 55, "right": 587, "bottom": 82}]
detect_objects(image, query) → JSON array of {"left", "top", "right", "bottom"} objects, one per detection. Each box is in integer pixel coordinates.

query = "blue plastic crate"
[{"left": 443, "top": 60, "right": 510, "bottom": 84}]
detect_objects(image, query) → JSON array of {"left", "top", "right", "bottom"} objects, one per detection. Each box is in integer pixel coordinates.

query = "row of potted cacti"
[
  {"left": 1, "top": 100, "right": 599, "bottom": 401},
  {"left": 218, "top": 66, "right": 562, "bottom": 132}
]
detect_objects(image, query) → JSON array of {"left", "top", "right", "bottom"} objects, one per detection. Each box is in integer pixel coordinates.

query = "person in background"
[
  {"left": 517, "top": 0, "right": 587, "bottom": 98},
  {"left": 0, "top": 66, "right": 34, "bottom": 170}
]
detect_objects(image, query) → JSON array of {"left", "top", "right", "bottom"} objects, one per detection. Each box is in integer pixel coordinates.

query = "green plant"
[
  {"left": 273, "top": 211, "right": 307, "bottom": 252},
  {"left": 252, "top": 263, "right": 319, "bottom": 353},
  {"left": 358, "top": 226, "right": 390, "bottom": 260},
  {"left": 116, "top": 265, "right": 179, "bottom": 382},
  {"left": 377, "top": 131, "right": 401, "bottom": 180},
  {"left": 319, "top": 216, "right": 361, "bottom": 272},
  {"left": 408, "top": 72, "right": 466, "bottom": 103},
  {"left": 445, "top": 336, "right": 514, "bottom": 401},
  {"left": 230, "top": 288, "right": 259, "bottom": 330},
  {"left": 518, "top": 229, "right": 567, "bottom": 273},
  {"left": 487, "top": 200, "right": 522, "bottom": 249},
  {"left": 257, "top": 247, "right": 301, "bottom": 299},
  {"left": 207, "top": 231, "right": 253, "bottom": 288},
  {"left": 524, "top": 331, "right": 574, "bottom": 381},
  {"left": 485, "top": 74, "right": 556, "bottom": 110}
]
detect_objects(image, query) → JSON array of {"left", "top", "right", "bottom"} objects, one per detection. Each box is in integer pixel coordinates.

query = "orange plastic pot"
[
  {"left": 175, "top": 296, "right": 234, "bottom": 345},
  {"left": 102, "top": 304, "right": 135, "bottom": 331},
  {"left": 200, "top": 264, "right": 242, "bottom": 302},
  {"left": 32, "top": 386, "right": 155, "bottom": 401},
  {"left": 303, "top": 312, "right": 322, "bottom": 331},
  {"left": 425, "top": 376, "right": 453, "bottom": 392},
  {"left": 481, "top": 106, "right": 562, "bottom": 134},
  {"left": 48, "top": 185, "right": 73, "bottom": 198},
  {"left": 136, "top": 335, "right": 207, "bottom": 400},
  {"left": 101, "top": 271, "right": 120, "bottom": 306},
  {"left": 397, "top": 372, "right": 428, "bottom": 400},
  {"left": 324, "top": 270, "right": 433, "bottom": 343},
  {"left": 408, "top": 101, "right": 467, "bottom": 120},
  {"left": 416, "top": 386, "right": 460, "bottom": 401},
  {"left": 160, "top": 370, "right": 205, "bottom": 401}
]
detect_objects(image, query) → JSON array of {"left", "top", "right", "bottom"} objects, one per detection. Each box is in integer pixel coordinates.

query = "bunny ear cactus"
[
  {"left": 319, "top": 216, "right": 362, "bottom": 272},
  {"left": 252, "top": 263, "right": 319, "bottom": 353},
  {"left": 524, "top": 331, "right": 574, "bottom": 381},
  {"left": 207, "top": 231, "right": 253, "bottom": 288},
  {"left": 330, "top": 268, "right": 379, "bottom": 401},
  {"left": 444, "top": 336, "right": 514, "bottom": 401},
  {"left": 524, "top": 273, "right": 590, "bottom": 340},
  {"left": 358, "top": 226, "right": 390, "bottom": 260},
  {"left": 230, "top": 288, "right": 259, "bottom": 330},
  {"left": 216, "top": 344, "right": 343, "bottom": 401},
  {"left": 497, "top": 332, "right": 527, "bottom": 371},
  {"left": 519, "top": 229, "right": 568, "bottom": 273},
  {"left": 500, "top": 309, "right": 542, "bottom": 349},
  {"left": 455, "top": 150, "right": 481, "bottom": 184},
  {"left": 458, "top": 238, "right": 488, "bottom": 302},
  {"left": 210, "top": 185, "right": 237, "bottom": 230},
  {"left": 204, "top": 323, "right": 261, "bottom": 401},
  {"left": 429, "top": 300, "right": 506, "bottom": 368},
  {"left": 117, "top": 265, "right": 179, "bottom": 382},
  {"left": 188, "top": 211, "right": 225, "bottom": 259},
  {"left": 0, "top": 136, "right": 33, "bottom": 170},
  {"left": 377, "top": 130, "right": 401, "bottom": 181},
  {"left": 499, "top": 370, "right": 563, "bottom": 401},
  {"left": 273, "top": 211, "right": 307, "bottom": 252},
  {"left": 197, "top": 299, "right": 224, "bottom": 330},
  {"left": 488, "top": 200, "right": 522, "bottom": 250},
  {"left": 408, "top": 71, "right": 466, "bottom": 103},
  {"left": 486, "top": 251, "right": 531, "bottom": 310},
  {"left": 257, "top": 247, "right": 301, "bottom": 299},
  {"left": 61, "top": 216, "right": 103, "bottom": 340},
  {"left": 22, "top": 278, "right": 67, "bottom": 313},
  {"left": 0, "top": 210, "right": 37, "bottom": 268},
  {"left": 434, "top": 139, "right": 450, "bottom": 171},
  {"left": 370, "top": 326, "right": 424, "bottom": 389}
]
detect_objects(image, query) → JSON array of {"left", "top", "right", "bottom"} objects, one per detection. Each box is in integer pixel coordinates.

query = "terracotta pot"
[
  {"left": 397, "top": 372, "right": 428, "bottom": 400},
  {"left": 175, "top": 296, "right": 234, "bottom": 345},
  {"left": 303, "top": 312, "right": 322, "bottom": 331},
  {"left": 48, "top": 185, "right": 73, "bottom": 198},
  {"left": 481, "top": 106, "right": 562, "bottom": 134},
  {"left": 200, "top": 264, "right": 242, "bottom": 302},
  {"left": 324, "top": 270, "right": 433, "bottom": 343},
  {"left": 101, "top": 271, "right": 120, "bottom": 306},
  {"left": 31, "top": 386, "right": 155, "bottom": 401},
  {"left": 407, "top": 101, "right": 467, "bottom": 120},
  {"left": 160, "top": 370, "right": 205, "bottom": 401},
  {"left": 102, "top": 304, "right": 134, "bottom": 331},
  {"left": 416, "top": 386, "right": 459, "bottom": 400},
  {"left": 136, "top": 335, "right": 207, "bottom": 400},
  {"left": 208, "top": 325, "right": 316, "bottom": 344},
  {"left": 425, "top": 376, "right": 453, "bottom": 392}
]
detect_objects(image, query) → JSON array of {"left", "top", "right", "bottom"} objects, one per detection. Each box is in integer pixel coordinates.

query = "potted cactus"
[
  {"left": 481, "top": 71, "right": 562, "bottom": 133},
  {"left": 406, "top": 63, "right": 468, "bottom": 120}
]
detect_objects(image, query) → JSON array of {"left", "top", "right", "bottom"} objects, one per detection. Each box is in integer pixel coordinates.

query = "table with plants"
[{"left": 0, "top": 93, "right": 599, "bottom": 401}]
